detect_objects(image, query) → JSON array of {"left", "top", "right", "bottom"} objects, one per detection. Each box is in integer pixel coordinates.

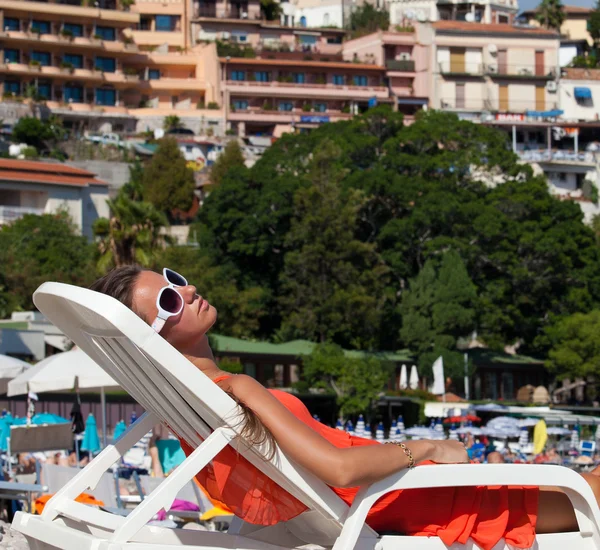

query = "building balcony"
[
  {"left": 225, "top": 80, "right": 389, "bottom": 100},
  {"left": 440, "top": 97, "right": 558, "bottom": 113},
  {"left": 438, "top": 61, "right": 485, "bottom": 76},
  {"left": 228, "top": 107, "right": 353, "bottom": 124},
  {"left": 1, "top": 31, "right": 139, "bottom": 54},
  {"left": 0, "top": 63, "right": 140, "bottom": 85},
  {"left": 0, "top": 205, "right": 44, "bottom": 224},
  {"left": 386, "top": 59, "right": 415, "bottom": 73},
  {"left": 484, "top": 64, "right": 556, "bottom": 80},
  {"left": 129, "top": 30, "right": 184, "bottom": 48},
  {"left": 139, "top": 78, "right": 207, "bottom": 91},
  {"left": 0, "top": 0, "right": 139, "bottom": 23},
  {"left": 517, "top": 149, "right": 596, "bottom": 167}
]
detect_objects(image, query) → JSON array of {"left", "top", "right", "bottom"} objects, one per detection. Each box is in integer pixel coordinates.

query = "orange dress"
[{"left": 179, "top": 376, "right": 539, "bottom": 550}]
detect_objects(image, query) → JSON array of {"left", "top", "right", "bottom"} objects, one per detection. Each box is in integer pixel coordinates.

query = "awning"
[
  {"left": 525, "top": 109, "right": 564, "bottom": 118},
  {"left": 44, "top": 335, "right": 70, "bottom": 352},
  {"left": 397, "top": 98, "right": 428, "bottom": 105},
  {"left": 574, "top": 87, "right": 592, "bottom": 99}
]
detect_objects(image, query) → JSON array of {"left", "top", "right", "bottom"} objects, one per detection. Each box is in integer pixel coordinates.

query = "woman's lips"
[{"left": 197, "top": 297, "right": 209, "bottom": 313}]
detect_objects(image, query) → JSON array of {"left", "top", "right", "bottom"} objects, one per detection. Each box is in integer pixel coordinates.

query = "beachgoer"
[{"left": 90, "top": 266, "right": 600, "bottom": 550}]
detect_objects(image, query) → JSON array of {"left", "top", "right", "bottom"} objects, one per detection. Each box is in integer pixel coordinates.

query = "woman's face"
[{"left": 132, "top": 270, "right": 217, "bottom": 352}]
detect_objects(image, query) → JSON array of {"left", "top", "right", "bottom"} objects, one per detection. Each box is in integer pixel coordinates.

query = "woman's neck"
[{"left": 184, "top": 334, "right": 225, "bottom": 380}]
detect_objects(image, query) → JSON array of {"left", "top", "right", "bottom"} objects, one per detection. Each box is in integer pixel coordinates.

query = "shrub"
[
  {"left": 22, "top": 146, "right": 38, "bottom": 159},
  {"left": 207, "top": 101, "right": 219, "bottom": 109}
]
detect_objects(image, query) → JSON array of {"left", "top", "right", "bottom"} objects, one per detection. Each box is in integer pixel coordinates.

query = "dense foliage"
[
  {"left": 186, "top": 108, "right": 600, "bottom": 382},
  {"left": 535, "top": 0, "right": 565, "bottom": 31},
  {"left": 347, "top": 2, "right": 390, "bottom": 37}
]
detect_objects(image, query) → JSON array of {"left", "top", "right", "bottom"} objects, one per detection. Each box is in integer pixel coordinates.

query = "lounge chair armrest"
[{"left": 333, "top": 464, "right": 600, "bottom": 550}]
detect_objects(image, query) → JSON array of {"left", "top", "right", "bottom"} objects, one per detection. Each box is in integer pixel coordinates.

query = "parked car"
[
  {"left": 166, "top": 128, "right": 195, "bottom": 137},
  {"left": 84, "top": 133, "right": 123, "bottom": 147}
]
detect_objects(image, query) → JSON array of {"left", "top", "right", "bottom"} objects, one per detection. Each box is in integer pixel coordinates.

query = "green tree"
[
  {"left": 302, "top": 343, "right": 392, "bottom": 417},
  {"left": 93, "top": 180, "right": 171, "bottom": 271},
  {"left": 260, "top": 0, "right": 281, "bottom": 20},
  {"left": 589, "top": 1, "right": 600, "bottom": 53},
  {"left": 142, "top": 137, "right": 195, "bottom": 214},
  {"left": 545, "top": 310, "right": 600, "bottom": 379},
  {"left": 210, "top": 140, "right": 245, "bottom": 186},
  {"left": 535, "top": 0, "right": 565, "bottom": 31},
  {"left": 347, "top": 2, "right": 389, "bottom": 36},
  {"left": 163, "top": 115, "right": 183, "bottom": 131},
  {"left": 0, "top": 212, "right": 95, "bottom": 313},
  {"left": 400, "top": 251, "right": 477, "bottom": 382},
  {"left": 277, "top": 140, "right": 388, "bottom": 348},
  {"left": 11, "top": 117, "right": 54, "bottom": 150}
]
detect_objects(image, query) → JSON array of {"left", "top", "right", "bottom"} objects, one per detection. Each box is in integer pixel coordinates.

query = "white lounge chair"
[{"left": 11, "top": 282, "right": 600, "bottom": 550}]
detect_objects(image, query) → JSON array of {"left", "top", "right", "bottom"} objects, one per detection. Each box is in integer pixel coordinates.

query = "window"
[
  {"left": 323, "top": 13, "right": 330, "bottom": 25},
  {"left": 299, "top": 34, "right": 317, "bottom": 45},
  {"left": 31, "top": 51, "right": 51, "bottom": 66},
  {"left": 63, "top": 23, "right": 83, "bottom": 37},
  {"left": 64, "top": 84, "right": 83, "bottom": 103},
  {"left": 148, "top": 69, "right": 161, "bottom": 80},
  {"left": 497, "top": 13, "right": 509, "bottom": 23},
  {"left": 31, "top": 20, "right": 51, "bottom": 34},
  {"left": 156, "top": 15, "right": 178, "bottom": 32},
  {"left": 456, "top": 83, "right": 465, "bottom": 109},
  {"left": 232, "top": 99, "right": 248, "bottom": 110},
  {"left": 279, "top": 101, "right": 293, "bottom": 111},
  {"left": 4, "top": 17, "right": 19, "bottom": 31},
  {"left": 299, "top": 16, "right": 307, "bottom": 27},
  {"left": 4, "top": 80, "right": 20, "bottom": 95},
  {"left": 4, "top": 49, "right": 19, "bottom": 63},
  {"left": 95, "top": 56, "right": 116, "bottom": 73},
  {"left": 254, "top": 71, "right": 270, "bottom": 82},
  {"left": 231, "top": 70, "right": 246, "bottom": 81},
  {"left": 63, "top": 53, "right": 83, "bottom": 68},
  {"left": 232, "top": 31, "right": 247, "bottom": 43},
  {"left": 353, "top": 75, "right": 368, "bottom": 86},
  {"left": 139, "top": 17, "right": 152, "bottom": 31},
  {"left": 293, "top": 72, "right": 305, "bottom": 84},
  {"left": 314, "top": 102, "right": 326, "bottom": 112},
  {"left": 95, "top": 26, "right": 116, "bottom": 41},
  {"left": 36, "top": 81, "right": 51, "bottom": 99},
  {"left": 96, "top": 87, "right": 116, "bottom": 106},
  {"left": 333, "top": 74, "right": 344, "bottom": 85}
]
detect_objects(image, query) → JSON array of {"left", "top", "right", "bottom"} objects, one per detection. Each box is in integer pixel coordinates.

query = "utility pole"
[{"left": 464, "top": 352, "right": 470, "bottom": 400}]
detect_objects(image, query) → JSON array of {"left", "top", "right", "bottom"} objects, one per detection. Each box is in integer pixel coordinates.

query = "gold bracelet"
[{"left": 386, "top": 441, "right": 416, "bottom": 468}]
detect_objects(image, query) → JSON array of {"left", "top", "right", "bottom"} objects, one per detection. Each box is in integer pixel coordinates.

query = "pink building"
[
  {"left": 221, "top": 56, "right": 388, "bottom": 136},
  {"left": 343, "top": 29, "right": 430, "bottom": 116}
]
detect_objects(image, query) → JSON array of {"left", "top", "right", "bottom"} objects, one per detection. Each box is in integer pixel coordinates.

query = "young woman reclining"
[{"left": 90, "top": 266, "right": 600, "bottom": 550}]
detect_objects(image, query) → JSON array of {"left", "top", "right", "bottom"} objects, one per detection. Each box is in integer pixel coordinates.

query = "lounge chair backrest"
[
  {"left": 33, "top": 283, "right": 358, "bottom": 540},
  {"left": 139, "top": 475, "right": 212, "bottom": 513},
  {"left": 42, "top": 463, "right": 117, "bottom": 505}
]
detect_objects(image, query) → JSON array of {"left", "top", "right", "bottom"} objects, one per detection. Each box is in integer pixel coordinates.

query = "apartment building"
[
  {"left": 559, "top": 68, "right": 599, "bottom": 122},
  {"left": 427, "top": 21, "right": 560, "bottom": 118},
  {"left": 221, "top": 55, "right": 388, "bottom": 136},
  {"left": 342, "top": 29, "right": 430, "bottom": 116},
  {"left": 387, "top": 0, "right": 518, "bottom": 27},
  {"left": 0, "top": 0, "right": 223, "bottom": 134}
]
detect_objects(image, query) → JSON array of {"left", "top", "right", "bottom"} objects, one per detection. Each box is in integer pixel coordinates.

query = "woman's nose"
[{"left": 181, "top": 284, "right": 197, "bottom": 301}]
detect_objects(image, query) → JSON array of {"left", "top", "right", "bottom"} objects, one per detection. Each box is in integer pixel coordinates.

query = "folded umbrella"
[{"left": 81, "top": 414, "right": 101, "bottom": 454}]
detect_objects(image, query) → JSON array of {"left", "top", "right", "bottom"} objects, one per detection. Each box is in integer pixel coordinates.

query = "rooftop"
[
  {"left": 433, "top": 20, "right": 560, "bottom": 37},
  {"left": 0, "top": 159, "right": 108, "bottom": 187},
  {"left": 220, "top": 57, "right": 385, "bottom": 70},
  {"left": 562, "top": 68, "right": 600, "bottom": 81},
  {"left": 520, "top": 4, "right": 593, "bottom": 17}
]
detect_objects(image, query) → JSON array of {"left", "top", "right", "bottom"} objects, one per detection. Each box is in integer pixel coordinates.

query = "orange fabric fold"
[{"left": 179, "top": 380, "right": 539, "bottom": 549}]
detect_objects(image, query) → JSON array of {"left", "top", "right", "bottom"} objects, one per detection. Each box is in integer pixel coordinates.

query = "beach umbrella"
[
  {"left": 399, "top": 364, "right": 408, "bottom": 390},
  {"left": 571, "top": 427, "right": 580, "bottom": 450},
  {"left": 130, "top": 411, "right": 138, "bottom": 426},
  {"left": 434, "top": 419, "right": 444, "bottom": 433},
  {"left": 375, "top": 422, "right": 385, "bottom": 442},
  {"left": 345, "top": 420, "right": 354, "bottom": 436},
  {"left": 518, "top": 427, "right": 529, "bottom": 449},
  {"left": 533, "top": 419, "right": 548, "bottom": 455},
  {"left": 312, "top": 414, "right": 320, "bottom": 423},
  {"left": 112, "top": 420, "right": 127, "bottom": 443},
  {"left": 363, "top": 425, "right": 372, "bottom": 439},
  {"left": 595, "top": 424, "right": 600, "bottom": 441},
  {"left": 518, "top": 417, "right": 540, "bottom": 428},
  {"left": 0, "top": 355, "right": 31, "bottom": 395},
  {"left": 0, "top": 416, "right": 13, "bottom": 451},
  {"left": 397, "top": 415, "right": 405, "bottom": 432},
  {"left": 547, "top": 427, "right": 571, "bottom": 436},
  {"left": 449, "top": 426, "right": 459, "bottom": 440},
  {"left": 390, "top": 419, "right": 397, "bottom": 438},
  {"left": 443, "top": 414, "right": 481, "bottom": 424},
  {"left": 355, "top": 415, "right": 365, "bottom": 437},
  {"left": 409, "top": 365, "right": 419, "bottom": 390},
  {"left": 12, "top": 413, "right": 68, "bottom": 426},
  {"left": 335, "top": 419, "right": 344, "bottom": 431},
  {"left": 7, "top": 348, "right": 119, "bottom": 448},
  {"left": 456, "top": 426, "right": 483, "bottom": 435},
  {"left": 81, "top": 414, "right": 101, "bottom": 454}
]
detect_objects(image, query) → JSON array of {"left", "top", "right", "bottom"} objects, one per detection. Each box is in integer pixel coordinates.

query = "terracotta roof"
[
  {"left": 220, "top": 57, "right": 385, "bottom": 71},
  {"left": 521, "top": 4, "right": 592, "bottom": 16},
  {"left": 433, "top": 20, "right": 560, "bottom": 36},
  {"left": 563, "top": 68, "right": 600, "bottom": 81},
  {"left": 0, "top": 159, "right": 108, "bottom": 187}
]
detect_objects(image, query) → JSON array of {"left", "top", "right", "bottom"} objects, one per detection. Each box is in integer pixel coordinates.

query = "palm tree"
[
  {"left": 93, "top": 187, "right": 173, "bottom": 271},
  {"left": 163, "top": 115, "right": 183, "bottom": 131},
  {"left": 535, "top": 0, "right": 565, "bottom": 32}
]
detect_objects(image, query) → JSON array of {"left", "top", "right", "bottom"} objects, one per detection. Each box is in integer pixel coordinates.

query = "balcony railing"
[
  {"left": 438, "top": 61, "right": 556, "bottom": 79},
  {"left": 517, "top": 150, "right": 596, "bottom": 165},
  {"left": 386, "top": 59, "right": 415, "bottom": 72},
  {"left": 226, "top": 80, "right": 387, "bottom": 92},
  {"left": 440, "top": 97, "right": 558, "bottom": 112},
  {"left": 0, "top": 205, "right": 44, "bottom": 223}
]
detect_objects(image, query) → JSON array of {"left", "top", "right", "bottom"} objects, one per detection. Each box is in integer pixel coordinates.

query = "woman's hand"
[{"left": 429, "top": 440, "right": 470, "bottom": 464}]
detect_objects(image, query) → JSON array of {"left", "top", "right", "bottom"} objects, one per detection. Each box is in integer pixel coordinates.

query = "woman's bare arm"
[{"left": 224, "top": 374, "right": 467, "bottom": 488}]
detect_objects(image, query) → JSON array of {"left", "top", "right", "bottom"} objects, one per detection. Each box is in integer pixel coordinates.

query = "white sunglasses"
[{"left": 150, "top": 268, "right": 188, "bottom": 334}]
